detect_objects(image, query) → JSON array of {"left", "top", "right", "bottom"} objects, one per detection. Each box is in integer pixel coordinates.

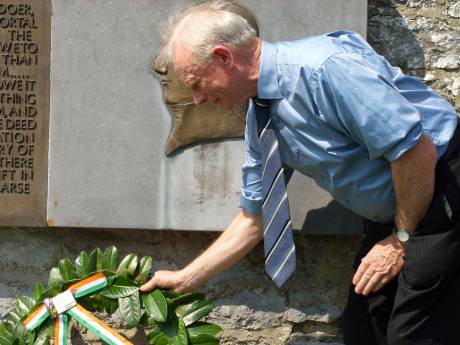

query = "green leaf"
[
  {"left": 100, "top": 277, "right": 138, "bottom": 299},
  {"left": 16, "top": 296, "right": 35, "bottom": 318},
  {"left": 161, "top": 290, "right": 180, "bottom": 299},
  {"left": 57, "top": 258, "right": 77, "bottom": 281},
  {"left": 170, "top": 293, "right": 205, "bottom": 308},
  {"left": 187, "top": 322, "right": 222, "bottom": 345},
  {"left": 153, "top": 312, "right": 188, "bottom": 345},
  {"left": 40, "top": 286, "right": 61, "bottom": 300},
  {"left": 75, "top": 251, "right": 90, "bottom": 278},
  {"left": 0, "top": 321, "right": 14, "bottom": 345},
  {"left": 12, "top": 321, "right": 28, "bottom": 340},
  {"left": 33, "top": 334, "right": 50, "bottom": 345},
  {"left": 176, "top": 300, "right": 213, "bottom": 326},
  {"left": 139, "top": 312, "right": 156, "bottom": 327},
  {"left": 135, "top": 256, "right": 152, "bottom": 284},
  {"left": 48, "top": 267, "right": 64, "bottom": 288},
  {"left": 8, "top": 306, "right": 21, "bottom": 323},
  {"left": 88, "top": 247, "right": 103, "bottom": 273},
  {"left": 118, "top": 291, "right": 141, "bottom": 327},
  {"left": 116, "top": 254, "right": 138, "bottom": 278},
  {"left": 102, "top": 245, "right": 119, "bottom": 272},
  {"left": 32, "top": 283, "right": 45, "bottom": 304},
  {"left": 78, "top": 295, "right": 105, "bottom": 313},
  {"left": 33, "top": 323, "right": 53, "bottom": 345},
  {"left": 142, "top": 289, "right": 168, "bottom": 322},
  {"left": 147, "top": 323, "right": 163, "bottom": 343},
  {"left": 101, "top": 296, "right": 119, "bottom": 314}
]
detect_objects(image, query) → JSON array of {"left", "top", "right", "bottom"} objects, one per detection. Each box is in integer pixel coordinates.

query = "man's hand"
[
  {"left": 140, "top": 269, "right": 194, "bottom": 294},
  {"left": 352, "top": 234, "right": 405, "bottom": 295}
]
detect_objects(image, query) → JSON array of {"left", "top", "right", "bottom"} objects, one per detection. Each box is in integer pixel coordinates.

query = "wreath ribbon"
[{"left": 23, "top": 273, "right": 133, "bottom": 345}]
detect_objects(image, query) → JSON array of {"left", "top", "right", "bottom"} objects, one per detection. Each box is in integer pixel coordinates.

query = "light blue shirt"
[{"left": 239, "top": 30, "right": 458, "bottom": 222}]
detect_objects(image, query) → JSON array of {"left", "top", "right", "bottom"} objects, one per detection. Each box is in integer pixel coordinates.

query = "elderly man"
[{"left": 141, "top": 1, "right": 460, "bottom": 344}]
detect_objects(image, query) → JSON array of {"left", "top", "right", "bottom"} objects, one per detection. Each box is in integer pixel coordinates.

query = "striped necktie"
[{"left": 253, "top": 97, "right": 296, "bottom": 288}]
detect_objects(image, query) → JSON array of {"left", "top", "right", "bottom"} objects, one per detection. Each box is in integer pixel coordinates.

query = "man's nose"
[{"left": 191, "top": 89, "right": 208, "bottom": 105}]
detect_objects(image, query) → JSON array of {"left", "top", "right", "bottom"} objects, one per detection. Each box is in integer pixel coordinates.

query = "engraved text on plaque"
[{"left": 0, "top": 0, "right": 50, "bottom": 226}]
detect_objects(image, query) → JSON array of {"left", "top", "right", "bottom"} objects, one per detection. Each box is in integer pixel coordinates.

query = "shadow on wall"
[
  {"left": 300, "top": 201, "right": 363, "bottom": 236},
  {"left": 367, "top": 0, "right": 426, "bottom": 77}
]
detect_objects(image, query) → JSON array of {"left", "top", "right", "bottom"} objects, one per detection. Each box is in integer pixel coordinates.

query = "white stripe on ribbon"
[
  {"left": 265, "top": 220, "right": 292, "bottom": 265},
  {"left": 57, "top": 315, "right": 66, "bottom": 345},
  {"left": 73, "top": 277, "right": 107, "bottom": 296},
  {"left": 24, "top": 306, "right": 48, "bottom": 331},
  {"left": 263, "top": 193, "right": 288, "bottom": 236},
  {"left": 69, "top": 307, "right": 128, "bottom": 345},
  {"left": 272, "top": 245, "right": 295, "bottom": 281}
]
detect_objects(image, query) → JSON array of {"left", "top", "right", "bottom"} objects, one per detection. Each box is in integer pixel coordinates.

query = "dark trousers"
[{"left": 342, "top": 125, "right": 460, "bottom": 345}]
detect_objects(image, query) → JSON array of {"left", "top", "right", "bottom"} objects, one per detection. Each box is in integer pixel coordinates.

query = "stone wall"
[
  {"left": 368, "top": 0, "right": 460, "bottom": 112},
  {"left": 1, "top": 1, "right": 459, "bottom": 344}
]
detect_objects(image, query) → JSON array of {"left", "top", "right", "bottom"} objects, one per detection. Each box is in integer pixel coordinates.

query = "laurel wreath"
[{"left": 0, "top": 245, "right": 221, "bottom": 345}]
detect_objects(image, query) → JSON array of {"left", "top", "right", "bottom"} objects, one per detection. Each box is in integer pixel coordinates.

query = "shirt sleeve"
[
  {"left": 313, "top": 53, "right": 423, "bottom": 161},
  {"left": 239, "top": 102, "right": 263, "bottom": 214}
]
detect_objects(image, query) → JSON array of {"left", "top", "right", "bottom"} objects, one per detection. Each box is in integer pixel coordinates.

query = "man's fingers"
[
  {"left": 372, "top": 276, "right": 390, "bottom": 293},
  {"left": 354, "top": 271, "right": 372, "bottom": 294},
  {"left": 139, "top": 275, "right": 157, "bottom": 292},
  {"left": 362, "top": 272, "right": 384, "bottom": 295},
  {"left": 352, "top": 260, "right": 370, "bottom": 285}
]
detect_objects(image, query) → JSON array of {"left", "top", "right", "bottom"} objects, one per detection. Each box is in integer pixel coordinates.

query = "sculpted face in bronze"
[{"left": 153, "top": 46, "right": 246, "bottom": 157}]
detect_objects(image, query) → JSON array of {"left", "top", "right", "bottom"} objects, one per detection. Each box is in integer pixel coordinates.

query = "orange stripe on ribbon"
[
  {"left": 23, "top": 305, "right": 46, "bottom": 325},
  {"left": 55, "top": 316, "right": 61, "bottom": 345},
  {"left": 75, "top": 305, "right": 133, "bottom": 345},
  {"left": 68, "top": 272, "right": 106, "bottom": 293}
]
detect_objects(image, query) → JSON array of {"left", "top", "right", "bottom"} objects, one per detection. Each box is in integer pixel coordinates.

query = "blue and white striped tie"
[{"left": 253, "top": 97, "right": 296, "bottom": 288}]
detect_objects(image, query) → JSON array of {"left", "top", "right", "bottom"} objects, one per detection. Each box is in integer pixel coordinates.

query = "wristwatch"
[{"left": 394, "top": 227, "right": 411, "bottom": 243}]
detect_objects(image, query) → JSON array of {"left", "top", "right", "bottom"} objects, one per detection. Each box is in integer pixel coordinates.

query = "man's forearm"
[
  {"left": 180, "top": 210, "right": 263, "bottom": 289},
  {"left": 391, "top": 133, "right": 437, "bottom": 232}
]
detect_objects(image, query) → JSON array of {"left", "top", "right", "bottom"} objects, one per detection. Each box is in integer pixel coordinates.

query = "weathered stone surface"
[
  {"left": 447, "top": 1, "right": 460, "bottom": 18},
  {"left": 369, "top": 0, "right": 460, "bottom": 112}
]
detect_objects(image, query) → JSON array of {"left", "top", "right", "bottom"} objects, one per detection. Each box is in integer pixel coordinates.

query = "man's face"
[{"left": 173, "top": 45, "right": 241, "bottom": 111}]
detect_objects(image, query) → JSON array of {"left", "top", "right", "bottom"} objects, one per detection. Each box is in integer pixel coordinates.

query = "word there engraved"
[{"left": 0, "top": 0, "right": 50, "bottom": 226}]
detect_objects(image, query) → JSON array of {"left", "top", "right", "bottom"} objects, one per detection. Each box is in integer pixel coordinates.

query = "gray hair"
[{"left": 164, "top": 0, "right": 259, "bottom": 65}]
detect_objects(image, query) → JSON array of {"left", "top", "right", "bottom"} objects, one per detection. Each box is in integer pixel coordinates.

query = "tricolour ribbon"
[{"left": 23, "top": 273, "right": 133, "bottom": 345}]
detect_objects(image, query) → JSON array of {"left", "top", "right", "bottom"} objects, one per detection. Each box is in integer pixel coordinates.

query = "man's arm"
[
  {"left": 391, "top": 133, "right": 437, "bottom": 232},
  {"left": 353, "top": 133, "right": 437, "bottom": 295},
  {"left": 140, "top": 210, "right": 263, "bottom": 293}
]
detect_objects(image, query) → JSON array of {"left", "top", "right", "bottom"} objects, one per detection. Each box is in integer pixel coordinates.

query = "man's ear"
[{"left": 212, "top": 46, "right": 233, "bottom": 66}]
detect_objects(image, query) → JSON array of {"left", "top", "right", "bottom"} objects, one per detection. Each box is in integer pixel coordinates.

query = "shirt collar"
[{"left": 257, "top": 41, "right": 283, "bottom": 100}]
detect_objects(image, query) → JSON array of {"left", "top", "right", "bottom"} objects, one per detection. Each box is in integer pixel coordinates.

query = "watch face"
[{"left": 396, "top": 228, "right": 410, "bottom": 242}]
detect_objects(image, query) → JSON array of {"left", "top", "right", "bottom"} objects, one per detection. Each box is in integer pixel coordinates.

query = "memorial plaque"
[
  {"left": 0, "top": 0, "right": 50, "bottom": 226},
  {"left": 46, "top": 0, "right": 367, "bottom": 232}
]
